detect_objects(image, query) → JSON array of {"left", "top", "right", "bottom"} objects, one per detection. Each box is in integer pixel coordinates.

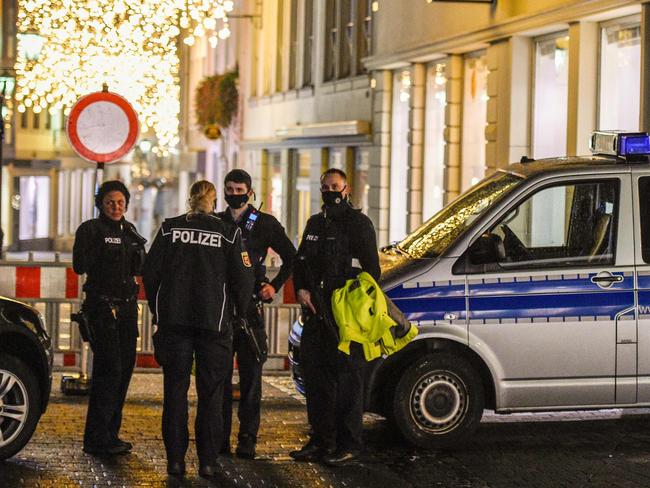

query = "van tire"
[
  {"left": 393, "top": 352, "right": 484, "bottom": 449},
  {"left": 0, "top": 355, "right": 42, "bottom": 460}
]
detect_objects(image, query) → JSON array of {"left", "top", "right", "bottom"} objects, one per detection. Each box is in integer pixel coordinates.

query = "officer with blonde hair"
[{"left": 143, "top": 180, "right": 254, "bottom": 480}]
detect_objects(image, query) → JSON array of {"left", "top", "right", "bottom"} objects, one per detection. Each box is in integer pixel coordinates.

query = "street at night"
[{"left": 3, "top": 374, "right": 650, "bottom": 487}]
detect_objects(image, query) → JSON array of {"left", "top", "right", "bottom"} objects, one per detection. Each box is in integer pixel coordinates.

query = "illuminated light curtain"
[{"left": 15, "top": 0, "right": 234, "bottom": 152}]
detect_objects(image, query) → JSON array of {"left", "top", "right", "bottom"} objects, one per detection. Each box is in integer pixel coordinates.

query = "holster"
[{"left": 71, "top": 308, "right": 95, "bottom": 346}]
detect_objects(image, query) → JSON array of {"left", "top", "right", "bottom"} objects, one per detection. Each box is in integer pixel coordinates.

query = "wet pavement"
[{"left": 3, "top": 373, "right": 650, "bottom": 487}]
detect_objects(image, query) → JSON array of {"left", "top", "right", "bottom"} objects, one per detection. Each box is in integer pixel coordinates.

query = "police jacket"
[
  {"left": 293, "top": 202, "right": 380, "bottom": 303},
  {"left": 142, "top": 212, "right": 254, "bottom": 332},
  {"left": 72, "top": 213, "right": 146, "bottom": 300},
  {"left": 217, "top": 205, "right": 296, "bottom": 295}
]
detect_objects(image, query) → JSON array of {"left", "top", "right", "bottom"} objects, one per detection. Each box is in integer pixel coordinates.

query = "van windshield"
[{"left": 396, "top": 171, "right": 522, "bottom": 259}]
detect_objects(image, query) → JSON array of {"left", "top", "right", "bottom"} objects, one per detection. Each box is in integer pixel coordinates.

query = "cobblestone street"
[{"left": 4, "top": 373, "right": 650, "bottom": 487}]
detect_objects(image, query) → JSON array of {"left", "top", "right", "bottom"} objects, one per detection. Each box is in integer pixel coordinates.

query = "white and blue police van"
[{"left": 289, "top": 131, "right": 650, "bottom": 448}]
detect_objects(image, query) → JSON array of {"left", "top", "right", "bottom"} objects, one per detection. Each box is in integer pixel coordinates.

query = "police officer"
[
  {"left": 142, "top": 180, "right": 254, "bottom": 480},
  {"left": 217, "top": 169, "right": 296, "bottom": 459},
  {"left": 290, "top": 168, "right": 380, "bottom": 466},
  {"left": 72, "top": 180, "right": 146, "bottom": 456}
]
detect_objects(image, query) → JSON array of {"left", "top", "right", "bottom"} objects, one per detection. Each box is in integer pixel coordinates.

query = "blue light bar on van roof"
[{"left": 590, "top": 131, "right": 650, "bottom": 159}]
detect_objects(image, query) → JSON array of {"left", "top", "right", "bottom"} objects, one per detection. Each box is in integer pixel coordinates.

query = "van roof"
[{"left": 503, "top": 155, "right": 638, "bottom": 179}]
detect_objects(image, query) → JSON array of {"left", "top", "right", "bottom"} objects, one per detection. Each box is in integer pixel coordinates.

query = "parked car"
[
  {"left": 290, "top": 130, "right": 650, "bottom": 448},
  {"left": 0, "top": 296, "right": 52, "bottom": 459}
]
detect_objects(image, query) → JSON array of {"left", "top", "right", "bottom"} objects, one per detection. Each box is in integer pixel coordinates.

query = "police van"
[{"left": 289, "top": 131, "right": 650, "bottom": 448}]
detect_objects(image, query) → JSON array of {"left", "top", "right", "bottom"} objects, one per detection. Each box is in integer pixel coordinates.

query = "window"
[
  {"left": 399, "top": 171, "right": 521, "bottom": 260},
  {"left": 357, "top": 0, "right": 371, "bottom": 74},
  {"left": 467, "top": 180, "right": 619, "bottom": 271},
  {"left": 423, "top": 62, "right": 447, "bottom": 219},
  {"left": 33, "top": 111, "right": 40, "bottom": 130},
  {"left": 324, "top": 0, "right": 337, "bottom": 81},
  {"left": 302, "top": 0, "right": 314, "bottom": 86},
  {"left": 323, "top": 0, "right": 370, "bottom": 82},
  {"left": 276, "top": 0, "right": 285, "bottom": 91},
  {"left": 532, "top": 34, "right": 569, "bottom": 158},
  {"left": 289, "top": 0, "right": 299, "bottom": 89},
  {"left": 338, "top": 0, "right": 352, "bottom": 78},
  {"left": 461, "top": 52, "right": 488, "bottom": 191},
  {"left": 640, "top": 177, "right": 650, "bottom": 263},
  {"left": 599, "top": 20, "right": 640, "bottom": 131}
]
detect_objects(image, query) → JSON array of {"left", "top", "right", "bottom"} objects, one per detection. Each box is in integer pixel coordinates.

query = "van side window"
[
  {"left": 640, "top": 177, "right": 650, "bottom": 263},
  {"left": 465, "top": 180, "right": 619, "bottom": 272}
]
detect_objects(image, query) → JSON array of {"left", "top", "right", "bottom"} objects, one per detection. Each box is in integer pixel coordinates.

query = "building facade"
[{"left": 241, "top": 0, "right": 648, "bottom": 247}]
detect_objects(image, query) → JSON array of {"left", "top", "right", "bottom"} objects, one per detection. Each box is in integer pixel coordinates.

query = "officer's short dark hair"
[
  {"left": 224, "top": 169, "right": 252, "bottom": 191},
  {"left": 321, "top": 168, "right": 347, "bottom": 182},
  {"left": 95, "top": 180, "right": 130, "bottom": 210}
]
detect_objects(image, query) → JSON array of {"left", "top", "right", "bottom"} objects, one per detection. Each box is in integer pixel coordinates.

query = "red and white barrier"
[{"left": 0, "top": 266, "right": 80, "bottom": 299}]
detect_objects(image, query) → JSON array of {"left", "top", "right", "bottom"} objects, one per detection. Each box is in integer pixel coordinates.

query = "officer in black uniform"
[
  {"left": 290, "top": 168, "right": 380, "bottom": 466},
  {"left": 217, "top": 169, "right": 296, "bottom": 459},
  {"left": 143, "top": 180, "right": 254, "bottom": 480},
  {"left": 72, "top": 180, "right": 146, "bottom": 456}
]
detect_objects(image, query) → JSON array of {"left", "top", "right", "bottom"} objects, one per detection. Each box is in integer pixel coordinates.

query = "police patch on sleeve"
[{"left": 241, "top": 251, "right": 252, "bottom": 267}]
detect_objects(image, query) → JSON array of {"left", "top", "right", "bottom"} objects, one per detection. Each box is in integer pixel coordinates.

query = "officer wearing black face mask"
[
  {"left": 72, "top": 180, "right": 147, "bottom": 456},
  {"left": 290, "top": 168, "right": 380, "bottom": 467},
  {"left": 216, "top": 169, "right": 296, "bottom": 460}
]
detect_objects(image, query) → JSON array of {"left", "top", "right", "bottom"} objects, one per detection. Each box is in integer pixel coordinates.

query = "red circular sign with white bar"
[{"left": 66, "top": 91, "right": 139, "bottom": 164}]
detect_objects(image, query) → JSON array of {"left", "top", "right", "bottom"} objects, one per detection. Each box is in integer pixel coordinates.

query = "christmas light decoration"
[{"left": 15, "top": 0, "right": 234, "bottom": 151}]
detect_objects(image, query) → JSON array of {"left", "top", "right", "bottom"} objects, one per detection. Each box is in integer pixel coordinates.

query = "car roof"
[{"left": 502, "top": 155, "right": 643, "bottom": 179}]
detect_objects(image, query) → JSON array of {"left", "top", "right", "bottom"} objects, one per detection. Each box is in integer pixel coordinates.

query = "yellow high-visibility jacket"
[{"left": 331, "top": 272, "right": 418, "bottom": 361}]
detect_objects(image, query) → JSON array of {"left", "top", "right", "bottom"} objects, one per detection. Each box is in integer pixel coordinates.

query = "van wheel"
[
  {"left": 0, "top": 355, "right": 41, "bottom": 460},
  {"left": 393, "top": 352, "right": 484, "bottom": 449}
]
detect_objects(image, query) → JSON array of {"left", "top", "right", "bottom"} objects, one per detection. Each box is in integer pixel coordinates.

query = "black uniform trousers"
[
  {"left": 222, "top": 306, "right": 267, "bottom": 448},
  {"left": 153, "top": 326, "right": 231, "bottom": 465},
  {"left": 300, "top": 314, "right": 366, "bottom": 453},
  {"left": 84, "top": 299, "right": 138, "bottom": 449}
]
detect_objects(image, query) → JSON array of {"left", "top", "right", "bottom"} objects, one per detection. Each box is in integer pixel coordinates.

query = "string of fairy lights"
[{"left": 14, "top": 0, "right": 235, "bottom": 154}]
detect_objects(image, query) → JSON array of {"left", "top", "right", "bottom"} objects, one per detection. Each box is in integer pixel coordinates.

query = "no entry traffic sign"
[{"left": 66, "top": 91, "right": 139, "bottom": 164}]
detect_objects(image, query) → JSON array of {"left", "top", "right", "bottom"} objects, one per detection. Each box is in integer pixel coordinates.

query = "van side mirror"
[{"left": 468, "top": 233, "right": 504, "bottom": 265}]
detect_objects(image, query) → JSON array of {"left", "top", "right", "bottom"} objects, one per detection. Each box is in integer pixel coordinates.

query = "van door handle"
[{"left": 590, "top": 272, "right": 623, "bottom": 286}]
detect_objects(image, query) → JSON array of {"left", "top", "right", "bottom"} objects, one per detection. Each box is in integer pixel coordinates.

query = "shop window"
[
  {"left": 19, "top": 176, "right": 50, "bottom": 240},
  {"left": 423, "top": 62, "right": 447, "bottom": 220},
  {"left": 267, "top": 151, "right": 284, "bottom": 225},
  {"left": 461, "top": 52, "right": 488, "bottom": 191},
  {"left": 353, "top": 148, "right": 370, "bottom": 213},
  {"left": 599, "top": 21, "right": 640, "bottom": 131},
  {"left": 291, "top": 150, "right": 312, "bottom": 243},
  {"left": 389, "top": 69, "right": 411, "bottom": 243},
  {"left": 532, "top": 34, "right": 569, "bottom": 158}
]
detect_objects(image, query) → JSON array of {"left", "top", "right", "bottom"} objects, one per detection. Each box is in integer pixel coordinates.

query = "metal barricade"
[{"left": 0, "top": 253, "right": 299, "bottom": 372}]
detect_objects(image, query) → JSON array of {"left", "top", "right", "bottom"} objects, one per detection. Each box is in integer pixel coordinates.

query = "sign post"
[{"left": 62, "top": 87, "right": 139, "bottom": 395}]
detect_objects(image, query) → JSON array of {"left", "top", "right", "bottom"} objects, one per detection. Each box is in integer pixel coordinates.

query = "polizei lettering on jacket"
[
  {"left": 105, "top": 237, "right": 122, "bottom": 244},
  {"left": 171, "top": 229, "right": 223, "bottom": 247}
]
